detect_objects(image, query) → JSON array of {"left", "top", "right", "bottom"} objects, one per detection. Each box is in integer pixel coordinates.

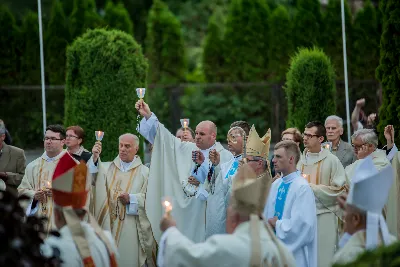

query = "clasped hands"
[{"left": 34, "top": 189, "right": 52, "bottom": 202}]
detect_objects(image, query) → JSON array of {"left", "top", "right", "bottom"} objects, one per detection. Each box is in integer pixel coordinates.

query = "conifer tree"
[
  {"left": 268, "top": 5, "right": 293, "bottom": 81},
  {"left": 292, "top": 0, "right": 322, "bottom": 49},
  {"left": 69, "top": 0, "right": 104, "bottom": 40},
  {"left": 376, "top": 0, "right": 400, "bottom": 145},
  {"left": 322, "top": 0, "right": 352, "bottom": 80},
  {"left": 46, "top": 0, "right": 70, "bottom": 84},
  {"left": 202, "top": 7, "right": 225, "bottom": 83},
  {"left": 223, "top": 0, "right": 270, "bottom": 82},
  {"left": 146, "top": 0, "right": 186, "bottom": 129},
  {"left": 104, "top": 1, "right": 134, "bottom": 35},
  {"left": 0, "top": 5, "right": 19, "bottom": 84}
]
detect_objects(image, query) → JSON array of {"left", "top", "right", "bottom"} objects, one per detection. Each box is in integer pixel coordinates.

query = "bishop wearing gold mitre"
[
  {"left": 296, "top": 121, "right": 346, "bottom": 267},
  {"left": 241, "top": 125, "right": 272, "bottom": 176},
  {"left": 88, "top": 133, "right": 156, "bottom": 267},
  {"left": 41, "top": 152, "right": 119, "bottom": 267},
  {"left": 157, "top": 163, "right": 296, "bottom": 267}
]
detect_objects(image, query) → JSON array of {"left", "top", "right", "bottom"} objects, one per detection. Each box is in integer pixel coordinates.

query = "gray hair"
[
  {"left": 0, "top": 123, "right": 5, "bottom": 135},
  {"left": 325, "top": 115, "right": 343, "bottom": 128},
  {"left": 351, "top": 128, "right": 378, "bottom": 148},
  {"left": 119, "top": 133, "right": 139, "bottom": 146}
]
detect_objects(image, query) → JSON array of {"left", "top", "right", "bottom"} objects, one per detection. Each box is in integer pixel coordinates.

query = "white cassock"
[
  {"left": 264, "top": 171, "right": 318, "bottom": 267},
  {"left": 157, "top": 220, "right": 297, "bottom": 267},
  {"left": 41, "top": 222, "right": 119, "bottom": 267},
  {"left": 205, "top": 154, "right": 241, "bottom": 238},
  {"left": 138, "top": 113, "right": 233, "bottom": 243}
]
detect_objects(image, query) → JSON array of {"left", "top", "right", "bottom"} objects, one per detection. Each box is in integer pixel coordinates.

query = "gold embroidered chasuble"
[
  {"left": 17, "top": 151, "right": 67, "bottom": 234},
  {"left": 94, "top": 156, "right": 156, "bottom": 267},
  {"left": 297, "top": 148, "right": 346, "bottom": 267}
]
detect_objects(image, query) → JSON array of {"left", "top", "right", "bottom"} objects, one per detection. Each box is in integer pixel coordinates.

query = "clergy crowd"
[{"left": 0, "top": 96, "right": 399, "bottom": 267}]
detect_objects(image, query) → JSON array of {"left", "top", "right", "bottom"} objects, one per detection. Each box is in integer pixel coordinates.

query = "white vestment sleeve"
[
  {"left": 275, "top": 185, "right": 316, "bottom": 252},
  {"left": 126, "top": 194, "right": 139, "bottom": 215},
  {"left": 137, "top": 113, "right": 159, "bottom": 144},
  {"left": 387, "top": 143, "right": 398, "bottom": 162},
  {"left": 88, "top": 157, "right": 99, "bottom": 174}
]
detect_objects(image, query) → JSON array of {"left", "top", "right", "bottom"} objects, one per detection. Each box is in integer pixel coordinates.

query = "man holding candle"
[
  {"left": 297, "top": 121, "right": 346, "bottom": 267},
  {"left": 264, "top": 140, "right": 317, "bottom": 267},
  {"left": 135, "top": 100, "right": 233, "bottom": 244},
  {"left": 18, "top": 124, "right": 67, "bottom": 235},
  {"left": 89, "top": 133, "right": 156, "bottom": 267},
  {"left": 157, "top": 163, "right": 296, "bottom": 267}
]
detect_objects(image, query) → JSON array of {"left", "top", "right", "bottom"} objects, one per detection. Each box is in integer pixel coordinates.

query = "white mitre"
[{"left": 347, "top": 156, "right": 394, "bottom": 250}]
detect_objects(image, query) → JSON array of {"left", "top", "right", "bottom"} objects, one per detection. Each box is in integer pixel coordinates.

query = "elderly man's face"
[
  {"left": 119, "top": 135, "right": 139, "bottom": 163},
  {"left": 325, "top": 119, "right": 343, "bottom": 142},
  {"left": 351, "top": 136, "right": 374, "bottom": 159}
]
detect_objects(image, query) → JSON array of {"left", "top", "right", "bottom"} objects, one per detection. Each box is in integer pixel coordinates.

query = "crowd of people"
[{"left": 0, "top": 97, "right": 399, "bottom": 267}]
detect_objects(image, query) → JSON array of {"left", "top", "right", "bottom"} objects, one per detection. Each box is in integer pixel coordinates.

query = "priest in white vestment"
[
  {"left": 135, "top": 100, "right": 233, "bottom": 243},
  {"left": 41, "top": 152, "right": 119, "bottom": 267},
  {"left": 344, "top": 128, "right": 398, "bottom": 238},
  {"left": 203, "top": 123, "right": 249, "bottom": 238},
  {"left": 296, "top": 121, "right": 346, "bottom": 267},
  {"left": 265, "top": 140, "right": 317, "bottom": 267},
  {"left": 332, "top": 157, "right": 397, "bottom": 265},
  {"left": 89, "top": 134, "right": 157, "bottom": 267},
  {"left": 18, "top": 124, "right": 67, "bottom": 235},
  {"left": 157, "top": 163, "right": 296, "bottom": 267}
]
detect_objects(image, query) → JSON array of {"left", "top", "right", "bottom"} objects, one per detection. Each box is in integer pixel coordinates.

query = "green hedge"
[
  {"left": 285, "top": 47, "right": 336, "bottom": 131},
  {"left": 104, "top": 1, "right": 133, "bottom": 35},
  {"left": 376, "top": 0, "right": 400, "bottom": 145},
  {"left": 64, "top": 28, "right": 148, "bottom": 161}
]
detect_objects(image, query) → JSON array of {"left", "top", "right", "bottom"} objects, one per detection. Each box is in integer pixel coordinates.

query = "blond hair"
[{"left": 274, "top": 140, "right": 301, "bottom": 164}]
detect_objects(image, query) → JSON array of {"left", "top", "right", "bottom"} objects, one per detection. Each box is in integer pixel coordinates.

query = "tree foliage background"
[{"left": 0, "top": 0, "right": 387, "bottom": 148}]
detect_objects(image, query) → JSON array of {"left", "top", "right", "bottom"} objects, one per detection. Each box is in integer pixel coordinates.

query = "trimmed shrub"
[
  {"left": 202, "top": 7, "right": 226, "bottom": 83},
  {"left": 0, "top": 4, "right": 19, "bottom": 85},
  {"left": 268, "top": 5, "right": 293, "bottom": 82},
  {"left": 146, "top": 0, "right": 186, "bottom": 129},
  {"left": 376, "top": 0, "right": 400, "bottom": 145},
  {"left": 104, "top": 1, "right": 134, "bottom": 35},
  {"left": 45, "top": 0, "right": 70, "bottom": 85},
  {"left": 64, "top": 28, "right": 148, "bottom": 161},
  {"left": 285, "top": 47, "right": 336, "bottom": 130}
]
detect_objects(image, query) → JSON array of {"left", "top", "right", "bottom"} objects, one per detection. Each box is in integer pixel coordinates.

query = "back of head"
[
  {"left": 230, "top": 121, "right": 251, "bottom": 136},
  {"left": 305, "top": 121, "right": 326, "bottom": 137},
  {"left": 0, "top": 189, "right": 61, "bottom": 266}
]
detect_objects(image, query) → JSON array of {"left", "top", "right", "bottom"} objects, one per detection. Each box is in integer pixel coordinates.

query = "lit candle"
[
  {"left": 180, "top": 119, "right": 190, "bottom": 131},
  {"left": 95, "top": 131, "right": 104, "bottom": 141},
  {"left": 46, "top": 180, "right": 52, "bottom": 189},
  {"left": 162, "top": 197, "right": 173, "bottom": 215},
  {"left": 136, "top": 88, "right": 146, "bottom": 99}
]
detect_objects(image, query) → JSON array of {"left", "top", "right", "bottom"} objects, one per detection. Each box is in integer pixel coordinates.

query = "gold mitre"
[
  {"left": 231, "top": 163, "right": 271, "bottom": 216},
  {"left": 246, "top": 125, "right": 271, "bottom": 159}
]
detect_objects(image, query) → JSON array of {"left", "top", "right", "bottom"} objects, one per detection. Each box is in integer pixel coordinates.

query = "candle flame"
[{"left": 164, "top": 201, "right": 170, "bottom": 207}]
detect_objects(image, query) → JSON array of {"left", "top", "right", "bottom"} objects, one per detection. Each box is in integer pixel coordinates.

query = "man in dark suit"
[
  {"left": 325, "top": 115, "right": 356, "bottom": 168},
  {"left": 0, "top": 124, "right": 26, "bottom": 191}
]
